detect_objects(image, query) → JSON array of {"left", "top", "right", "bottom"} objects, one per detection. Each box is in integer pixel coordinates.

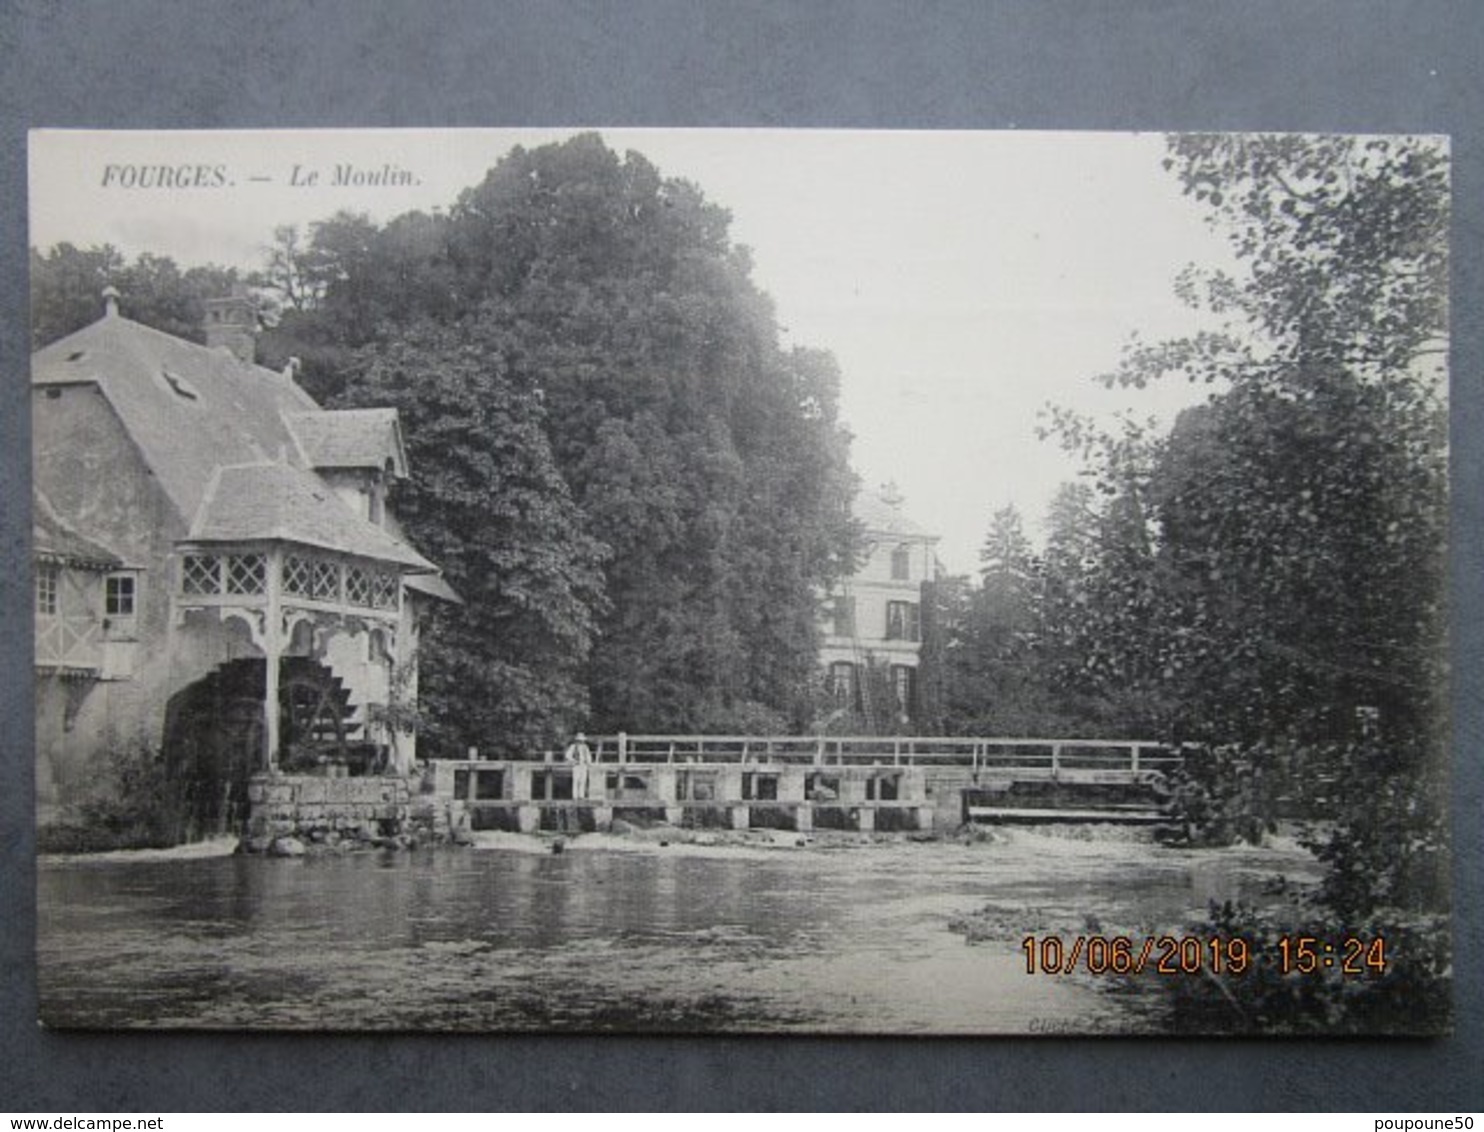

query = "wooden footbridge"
[{"left": 433, "top": 735, "right": 1188, "bottom": 835}]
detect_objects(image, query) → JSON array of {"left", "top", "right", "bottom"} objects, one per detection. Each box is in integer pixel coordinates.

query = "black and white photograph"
[{"left": 29, "top": 127, "right": 1450, "bottom": 1037}]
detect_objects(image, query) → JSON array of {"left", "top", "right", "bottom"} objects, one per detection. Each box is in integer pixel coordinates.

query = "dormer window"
[{"left": 160, "top": 368, "right": 199, "bottom": 401}]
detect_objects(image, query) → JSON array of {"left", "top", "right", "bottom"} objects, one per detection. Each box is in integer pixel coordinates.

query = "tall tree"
[
  {"left": 943, "top": 506, "right": 1040, "bottom": 733},
  {"left": 269, "top": 134, "right": 859, "bottom": 738},
  {"left": 1055, "top": 134, "right": 1450, "bottom": 1030},
  {"left": 1112, "top": 136, "right": 1449, "bottom": 748},
  {"left": 343, "top": 319, "right": 608, "bottom": 754}
]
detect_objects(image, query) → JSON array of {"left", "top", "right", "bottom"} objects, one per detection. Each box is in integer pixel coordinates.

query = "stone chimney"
[{"left": 203, "top": 284, "right": 257, "bottom": 364}]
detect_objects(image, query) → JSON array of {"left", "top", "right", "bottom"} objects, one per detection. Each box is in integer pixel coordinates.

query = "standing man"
[{"left": 564, "top": 731, "right": 593, "bottom": 799}]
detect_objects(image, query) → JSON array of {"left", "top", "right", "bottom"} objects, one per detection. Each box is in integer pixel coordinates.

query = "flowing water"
[{"left": 36, "top": 829, "right": 1316, "bottom": 1033}]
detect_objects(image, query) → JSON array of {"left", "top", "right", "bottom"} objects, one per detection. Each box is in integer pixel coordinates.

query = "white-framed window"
[
  {"left": 311, "top": 559, "right": 340, "bottom": 602},
  {"left": 225, "top": 553, "right": 266, "bottom": 595},
  {"left": 105, "top": 572, "right": 139, "bottom": 638},
  {"left": 345, "top": 565, "right": 372, "bottom": 607},
  {"left": 283, "top": 554, "right": 348, "bottom": 604},
  {"left": 36, "top": 562, "right": 58, "bottom": 615},
  {"left": 283, "top": 554, "right": 313, "bottom": 597},
  {"left": 105, "top": 573, "right": 136, "bottom": 617},
  {"left": 182, "top": 553, "right": 222, "bottom": 595},
  {"left": 371, "top": 571, "right": 399, "bottom": 611}
]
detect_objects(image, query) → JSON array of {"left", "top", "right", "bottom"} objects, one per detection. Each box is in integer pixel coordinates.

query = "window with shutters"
[
  {"left": 828, "top": 661, "right": 858, "bottom": 707},
  {"left": 885, "top": 600, "right": 920, "bottom": 641},
  {"left": 831, "top": 595, "right": 856, "bottom": 637}
]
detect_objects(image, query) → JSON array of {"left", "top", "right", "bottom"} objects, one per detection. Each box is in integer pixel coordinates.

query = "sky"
[{"left": 29, "top": 128, "right": 1237, "bottom": 573}]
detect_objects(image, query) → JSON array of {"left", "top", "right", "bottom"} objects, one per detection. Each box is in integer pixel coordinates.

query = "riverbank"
[
  {"left": 35, "top": 816, "right": 1321, "bottom": 874},
  {"left": 41, "top": 834, "right": 241, "bottom": 866}
]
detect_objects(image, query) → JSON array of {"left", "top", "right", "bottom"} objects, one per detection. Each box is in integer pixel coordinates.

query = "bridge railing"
[{"left": 584, "top": 734, "right": 1185, "bottom": 775}]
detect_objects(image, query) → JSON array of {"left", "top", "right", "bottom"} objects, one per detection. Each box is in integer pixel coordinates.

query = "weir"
[{"left": 434, "top": 734, "right": 1186, "bottom": 834}]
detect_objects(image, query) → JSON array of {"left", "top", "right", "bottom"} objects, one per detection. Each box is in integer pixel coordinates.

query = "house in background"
[
  {"left": 820, "top": 484, "right": 941, "bottom": 727},
  {"left": 33, "top": 287, "right": 455, "bottom": 832}
]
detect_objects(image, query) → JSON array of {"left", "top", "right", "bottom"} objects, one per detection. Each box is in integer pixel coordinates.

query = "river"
[{"left": 36, "top": 828, "right": 1316, "bottom": 1034}]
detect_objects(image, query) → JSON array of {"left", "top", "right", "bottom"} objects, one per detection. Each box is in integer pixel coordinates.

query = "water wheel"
[
  {"left": 164, "top": 658, "right": 359, "bottom": 832},
  {"left": 276, "top": 660, "right": 355, "bottom": 771}
]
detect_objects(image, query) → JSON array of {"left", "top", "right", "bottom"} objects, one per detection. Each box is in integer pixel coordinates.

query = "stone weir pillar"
[{"left": 242, "top": 772, "right": 448, "bottom": 853}]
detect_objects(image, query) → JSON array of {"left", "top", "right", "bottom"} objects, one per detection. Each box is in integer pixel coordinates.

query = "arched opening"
[{"left": 163, "top": 656, "right": 359, "bottom": 838}]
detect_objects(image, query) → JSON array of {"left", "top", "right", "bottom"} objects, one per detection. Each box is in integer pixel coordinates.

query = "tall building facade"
[{"left": 819, "top": 484, "right": 940, "bottom": 727}]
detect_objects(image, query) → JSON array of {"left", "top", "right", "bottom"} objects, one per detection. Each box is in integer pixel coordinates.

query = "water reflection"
[{"left": 37, "top": 833, "right": 1313, "bottom": 1033}]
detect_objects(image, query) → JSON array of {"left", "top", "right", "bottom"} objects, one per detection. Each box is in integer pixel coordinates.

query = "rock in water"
[{"left": 269, "top": 836, "right": 306, "bottom": 858}]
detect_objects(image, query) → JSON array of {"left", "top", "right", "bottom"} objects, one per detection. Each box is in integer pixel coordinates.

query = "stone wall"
[{"left": 242, "top": 773, "right": 458, "bottom": 855}]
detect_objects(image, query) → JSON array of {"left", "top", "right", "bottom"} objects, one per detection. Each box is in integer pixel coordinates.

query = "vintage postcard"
[{"left": 30, "top": 128, "right": 1450, "bottom": 1034}]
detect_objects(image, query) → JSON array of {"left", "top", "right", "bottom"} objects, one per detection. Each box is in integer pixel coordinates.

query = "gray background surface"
[{"left": 1, "top": 0, "right": 1480, "bottom": 1112}]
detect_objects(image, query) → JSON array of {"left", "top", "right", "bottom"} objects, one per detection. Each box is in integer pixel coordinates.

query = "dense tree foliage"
[
  {"left": 1077, "top": 135, "right": 1448, "bottom": 773},
  {"left": 342, "top": 320, "right": 608, "bottom": 754},
  {"left": 1063, "top": 135, "right": 1448, "bottom": 1032},
  {"left": 937, "top": 506, "right": 1059, "bottom": 735},
  {"left": 261, "top": 135, "right": 858, "bottom": 743},
  {"left": 936, "top": 478, "right": 1182, "bottom": 739},
  {"left": 31, "top": 244, "right": 241, "bottom": 349},
  {"left": 922, "top": 134, "right": 1449, "bottom": 1031}
]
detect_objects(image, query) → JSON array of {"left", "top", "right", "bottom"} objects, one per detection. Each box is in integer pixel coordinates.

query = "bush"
[
  {"left": 41, "top": 741, "right": 184, "bottom": 852},
  {"left": 1166, "top": 737, "right": 1450, "bottom": 1034},
  {"left": 1171, "top": 899, "right": 1451, "bottom": 1035}
]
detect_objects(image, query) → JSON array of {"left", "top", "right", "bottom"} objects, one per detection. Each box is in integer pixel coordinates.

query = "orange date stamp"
[{"left": 1019, "top": 934, "right": 1389, "bottom": 977}]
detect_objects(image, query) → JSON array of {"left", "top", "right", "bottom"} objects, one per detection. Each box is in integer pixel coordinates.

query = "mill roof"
[
  {"left": 187, "top": 463, "right": 435, "bottom": 571},
  {"left": 33, "top": 489, "right": 124, "bottom": 570},
  {"left": 33, "top": 308, "right": 443, "bottom": 577},
  {"left": 287, "top": 409, "right": 408, "bottom": 476},
  {"left": 406, "top": 572, "right": 465, "bottom": 604},
  {"left": 33, "top": 312, "right": 318, "bottom": 523}
]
